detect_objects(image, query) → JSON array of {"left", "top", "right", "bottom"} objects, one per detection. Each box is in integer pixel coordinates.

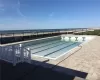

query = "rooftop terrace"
[{"left": 0, "top": 29, "right": 100, "bottom": 80}]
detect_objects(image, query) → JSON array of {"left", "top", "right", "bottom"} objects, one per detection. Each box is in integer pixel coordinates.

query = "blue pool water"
[{"left": 25, "top": 38, "right": 82, "bottom": 59}]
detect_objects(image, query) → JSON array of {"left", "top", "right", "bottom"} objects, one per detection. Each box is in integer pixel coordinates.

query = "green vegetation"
[{"left": 75, "top": 30, "right": 100, "bottom": 36}]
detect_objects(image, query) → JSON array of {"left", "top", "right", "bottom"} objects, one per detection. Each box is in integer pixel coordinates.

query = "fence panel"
[{"left": 0, "top": 44, "right": 31, "bottom": 66}]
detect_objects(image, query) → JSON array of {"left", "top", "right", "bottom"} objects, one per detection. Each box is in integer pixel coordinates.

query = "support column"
[
  {"left": 75, "top": 37, "right": 78, "bottom": 41},
  {"left": 69, "top": 37, "right": 71, "bottom": 41},
  {"left": 82, "top": 37, "right": 85, "bottom": 41},
  {"left": 62, "top": 36, "right": 65, "bottom": 41}
]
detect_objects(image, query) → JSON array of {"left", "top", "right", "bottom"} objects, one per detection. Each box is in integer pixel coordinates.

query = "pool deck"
[{"left": 31, "top": 36, "right": 100, "bottom": 80}]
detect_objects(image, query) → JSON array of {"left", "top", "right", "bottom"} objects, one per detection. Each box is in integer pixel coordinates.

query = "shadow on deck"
[{"left": 0, "top": 59, "right": 88, "bottom": 80}]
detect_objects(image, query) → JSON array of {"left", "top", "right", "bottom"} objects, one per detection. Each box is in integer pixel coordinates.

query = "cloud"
[
  {"left": 0, "top": 8, "right": 4, "bottom": 11},
  {"left": 0, "top": 0, "right": 26, "bottom": 18},
  {"left": 0, "top": 1, "right": 5, "bottom": 12},
  {"left": 16, "top": 0, "right": 26, "bottom": 18},
  {"left": 49, "top": 12, "right": 54, "bottom": 17},
  {"left": 0, "top": 4, "right": 3, "bottom": 8}
]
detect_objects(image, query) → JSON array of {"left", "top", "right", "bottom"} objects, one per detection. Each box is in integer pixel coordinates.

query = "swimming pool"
[
  {"left": 23, "top": 35, "right": 84, "bottom": 59},
  {"left": 0, "top": 35, "right": 95, "bottom": 66}
]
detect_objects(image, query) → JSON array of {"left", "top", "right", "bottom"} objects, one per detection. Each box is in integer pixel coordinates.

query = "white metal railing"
[
  {"left": 61, "top": 35, "right": 86, "bottom": 42},
  {"left": 0, "top": 44, "right": 31, "bottom": 66}
]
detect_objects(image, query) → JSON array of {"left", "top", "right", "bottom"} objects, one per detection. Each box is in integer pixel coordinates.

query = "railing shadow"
[{"left": 0, "top": 58, "right": 88, "bottom": 80}]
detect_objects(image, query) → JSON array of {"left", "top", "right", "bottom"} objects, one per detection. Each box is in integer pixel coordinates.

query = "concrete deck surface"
[{"left": 53, "top": 36, "right": 100, "bottom": 80}]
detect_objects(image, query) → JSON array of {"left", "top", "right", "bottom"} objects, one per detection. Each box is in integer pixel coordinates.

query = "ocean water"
[{"left": 0, "top": 28, "right": 87, "bottom": 34}]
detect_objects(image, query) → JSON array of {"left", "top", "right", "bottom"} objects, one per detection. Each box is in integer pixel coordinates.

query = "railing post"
[
  {"left": 67, "top": 31, "right": 68, "bottom": 35},
  {"left": 23, "top": 32, "right": 24, "bottom": 41},
  {"left": 73, "top": 29, "right": 74, "bottom": 34},
  {"left": 12, "top": 45, "right": 16, "bottom": 66},
  {"left": 1, "top": 33, "right": 2, "bottom": 44},
  {"left": 20, "top": 44, "right": 24, "bottom": 62},
  {"left": 13, "top": 32, "right": 15, "bottom": 42},
  {"left": 27, "top": 48, "right": 31, "bottom": 63},
  {"left": 61, "top": 36, "right": 65, "bottom": 41},
  {"left": 69, "top": 37, "right": 71, "bottom": 41},
  {"left": 82, "top": 29, "right": 83, "bottom": 35},
  {"left": 0, "top": 46, "right": 2, "bottom": 59},
  {"left": 36, "top": 31, "right": 38, "bottom": 38}
]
